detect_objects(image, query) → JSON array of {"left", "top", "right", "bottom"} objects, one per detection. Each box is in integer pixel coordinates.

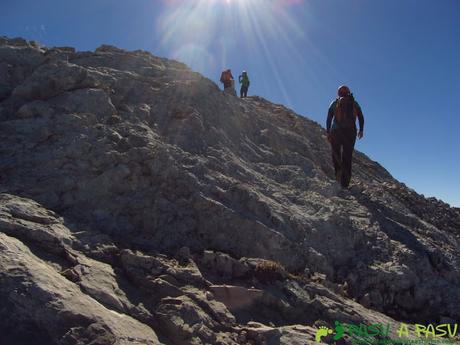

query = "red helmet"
[{"left": 338, "top": 85, "right": 351, "bottom": 97}]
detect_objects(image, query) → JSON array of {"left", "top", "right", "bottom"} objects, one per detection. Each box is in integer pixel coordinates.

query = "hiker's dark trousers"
[
  {"left": 240, "top": 86, "right": 248, "bottom": 98},
  {"left": 330, "top": 127, "right": 357, "bottom": 188}
]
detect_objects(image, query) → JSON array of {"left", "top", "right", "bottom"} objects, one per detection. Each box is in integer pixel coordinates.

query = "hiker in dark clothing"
[
  {"left": 326, "top": 85, "right": 364, "bottom": 188},
  {"left": 238, "top": 71, "right": 250, "bottom": 98}
]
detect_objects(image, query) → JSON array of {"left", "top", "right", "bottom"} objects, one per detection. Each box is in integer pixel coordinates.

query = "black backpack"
[{"left": 335, "top": 94, "right": 356, "bottom": 127}]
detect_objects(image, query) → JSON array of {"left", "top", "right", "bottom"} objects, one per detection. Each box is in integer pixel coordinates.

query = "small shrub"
[{"left": 254, "top": 260, "right": 286, "bottom": 283}]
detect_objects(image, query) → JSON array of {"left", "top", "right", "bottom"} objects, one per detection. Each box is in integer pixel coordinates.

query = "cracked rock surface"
[{"left": 0, "top": 36, "right": 459, "bottom": 344}]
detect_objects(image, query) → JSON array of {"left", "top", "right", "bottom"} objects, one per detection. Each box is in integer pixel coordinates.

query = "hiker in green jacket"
[
  {"left": 326, "top": 85, "right": 364, "bottom": 188},
  {"left": 238, "top": 71, "right": 250, "bottom": 98}
]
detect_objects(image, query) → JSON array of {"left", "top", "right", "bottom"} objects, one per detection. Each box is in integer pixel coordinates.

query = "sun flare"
[{"left": 157, "top": 0, "right": 308, "bottom": 104}]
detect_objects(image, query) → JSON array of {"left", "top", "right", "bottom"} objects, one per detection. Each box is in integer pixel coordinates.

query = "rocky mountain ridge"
[{"left": 0, "top": 36, "right": 459, "bottom": 345}]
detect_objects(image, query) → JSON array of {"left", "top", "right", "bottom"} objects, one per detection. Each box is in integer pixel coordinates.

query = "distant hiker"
[
  {"left": 326, "top": 85, "right": 364, "bottom": 188},
  {"left": 238, "top": 70, "right": 250, "bottom": 98},
  {"left": 220, "top": 69, "right": 236, "bottom": 96}
]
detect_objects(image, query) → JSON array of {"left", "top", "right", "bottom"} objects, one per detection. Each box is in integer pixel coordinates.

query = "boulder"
[{"left": 0, "top": 233, "right": 161, "bottom": 345}]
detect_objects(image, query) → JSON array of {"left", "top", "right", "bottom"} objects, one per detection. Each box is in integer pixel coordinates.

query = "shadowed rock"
[{"left": 0, "top": 36, "right": 459, "bottom": 344}]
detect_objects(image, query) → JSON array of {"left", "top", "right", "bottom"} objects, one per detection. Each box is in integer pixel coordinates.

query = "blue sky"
[{"left": 1, "top": 0, "right": 459, "bottom": 207}]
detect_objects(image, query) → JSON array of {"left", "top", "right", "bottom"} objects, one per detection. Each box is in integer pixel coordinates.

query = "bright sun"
[{"left": 157, "top": 0, "right": 307, "bottom": 102}]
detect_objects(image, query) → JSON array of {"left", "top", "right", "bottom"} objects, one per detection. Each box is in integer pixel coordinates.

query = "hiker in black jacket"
[{"left": 326, "top": 85, "right": 364, "bottom": 188}]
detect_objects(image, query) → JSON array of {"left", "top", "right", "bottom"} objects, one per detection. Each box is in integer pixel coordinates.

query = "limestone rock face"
[{"left": 0, "top": 36, "right": 459, "bottom": 344}]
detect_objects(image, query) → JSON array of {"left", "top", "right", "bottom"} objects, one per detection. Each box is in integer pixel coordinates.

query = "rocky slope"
[{"left": 0, "top": 36, "right": 459, "bottom": 345}]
